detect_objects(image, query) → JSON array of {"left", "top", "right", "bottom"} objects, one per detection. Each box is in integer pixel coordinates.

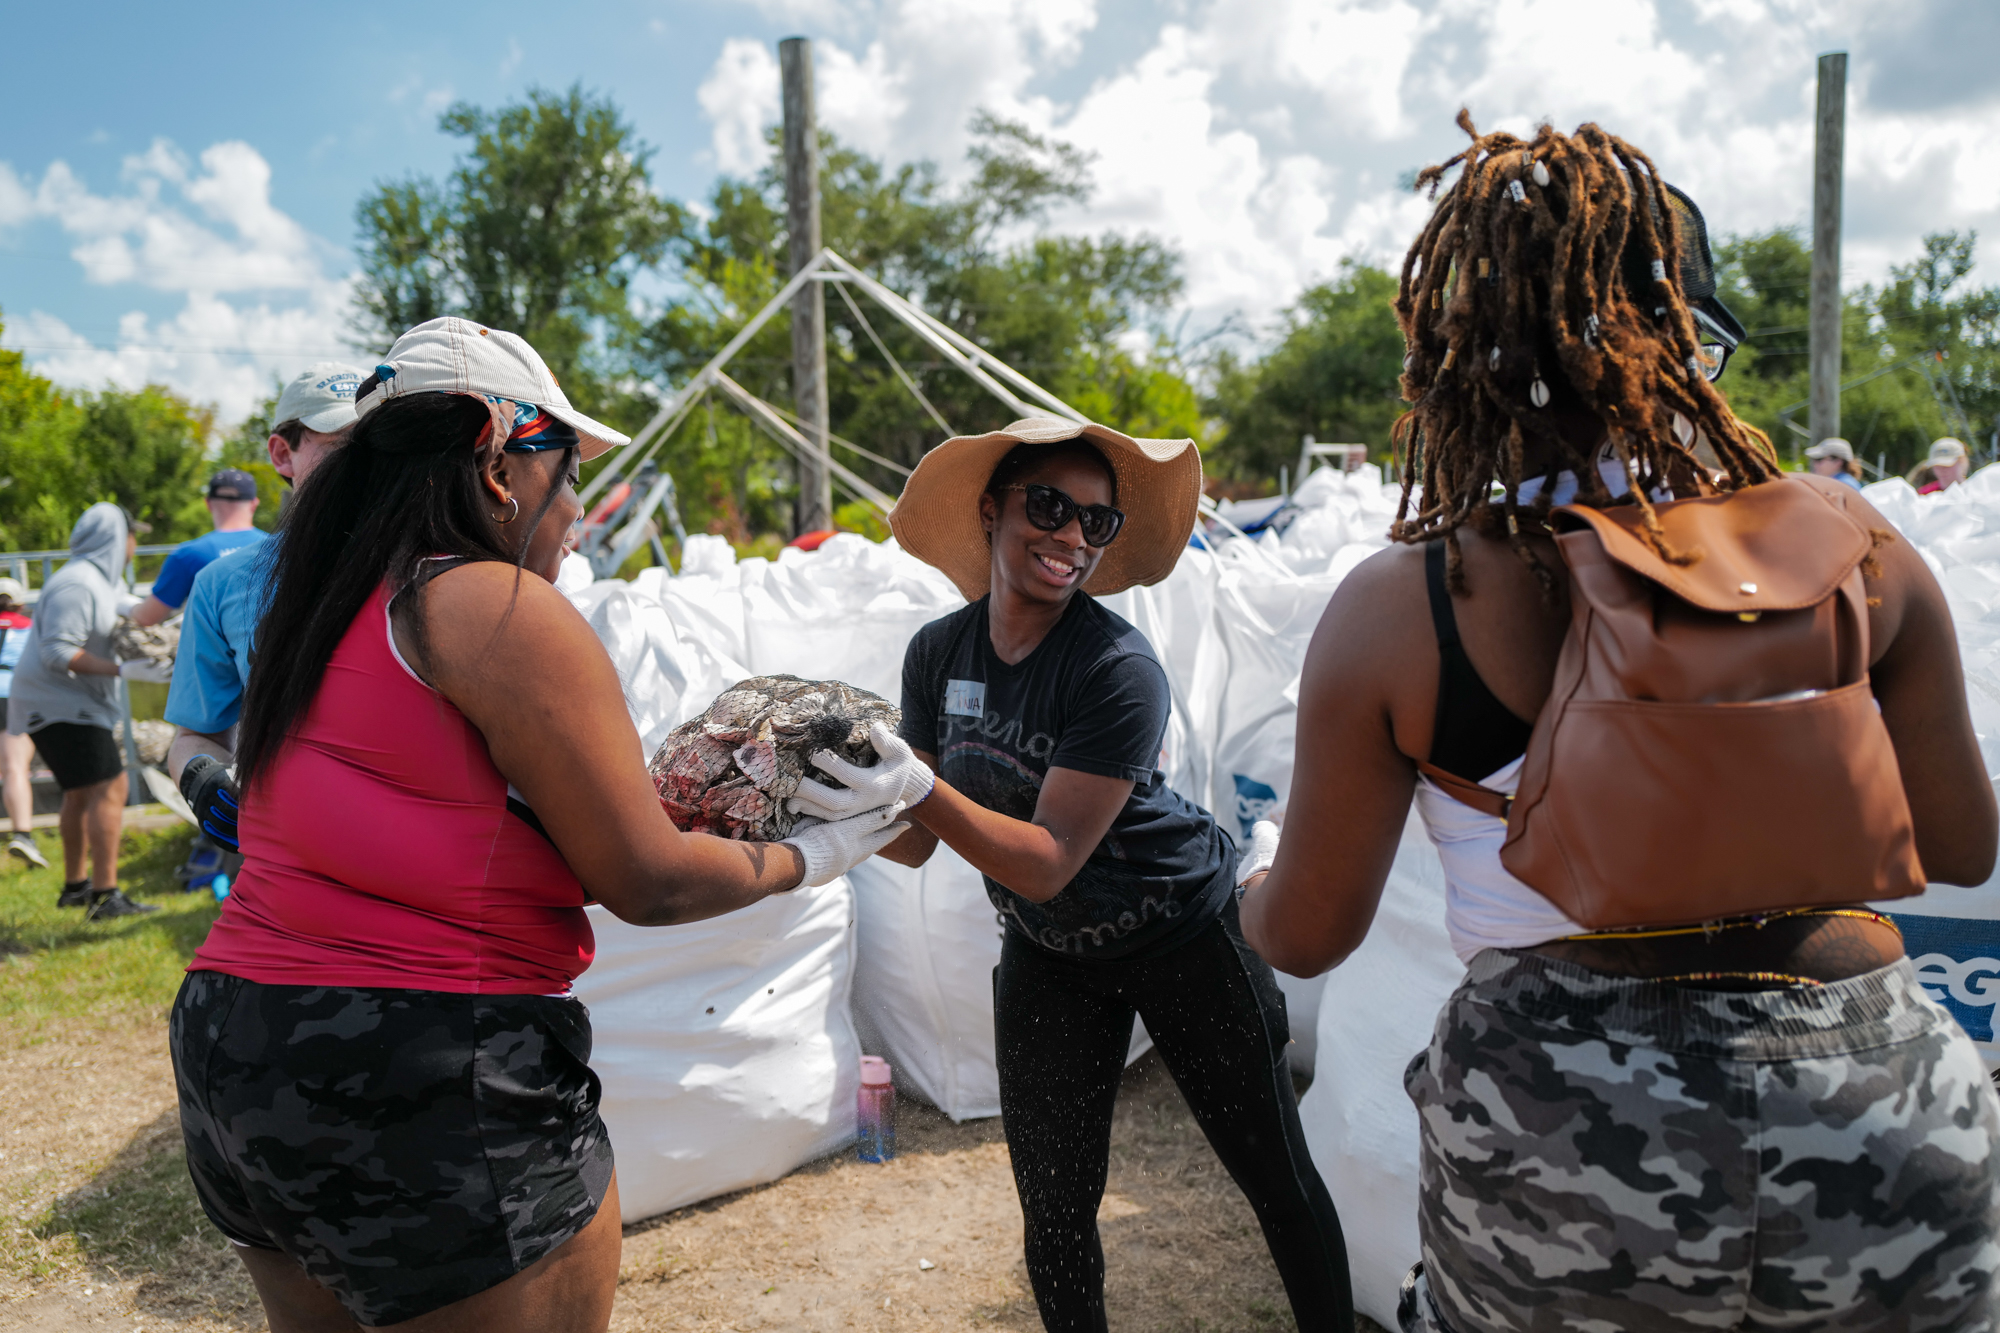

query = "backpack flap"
[
  {"left": 1499, "top": 477, "right": 1924, "bottom": 928},
  {"left": 1549, "top": 478, "right": 1872, "bottom": 612}
]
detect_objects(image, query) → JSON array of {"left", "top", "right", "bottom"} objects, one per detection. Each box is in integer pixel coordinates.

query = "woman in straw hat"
[
  {"left": 799, "top": 416, "right": 1351, "bottom": 1331},
  {"left": 168, "top": 318, "right": 908, "bottom": 1333}
]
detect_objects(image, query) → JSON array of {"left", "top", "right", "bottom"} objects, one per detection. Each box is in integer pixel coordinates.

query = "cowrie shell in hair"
[
  {"left": 1532, "top": 160, "right": 1551, "bottom": 187},
  {"left": 1530, "top": 377, "right": 1551, "bottom": 408},
  {"left": 1650, "top": 259, "right": 1667, "bottom": 282},
  {"left": 1509, "top": 180, "right": 1527, "bottom": 204},
  {"left": 1686, "top": 355, "right": 1701, "bottom": 380},
  {"left": 1673, "top": 411, "right": 1694, "bottom": 445},
  {"left": 1489, "top": 346, "right": 1502, "bottom": 371},
  {"left": 1404, "top": 353, "right": 1414, "bottom": 372}
]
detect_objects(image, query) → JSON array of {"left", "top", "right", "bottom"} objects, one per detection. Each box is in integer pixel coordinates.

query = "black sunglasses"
[{"left": 1000, "top": 483, "right": 1126, "bottom": 547}]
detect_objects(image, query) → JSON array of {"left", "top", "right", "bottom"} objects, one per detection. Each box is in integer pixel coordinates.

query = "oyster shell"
[{"left": 649, "top": 674, "right": 901, "bottom": 841}]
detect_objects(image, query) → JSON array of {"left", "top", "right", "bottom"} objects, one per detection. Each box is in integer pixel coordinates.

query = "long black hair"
[{"left": 234, "top": 393, "right": 576, "bottom": 792}]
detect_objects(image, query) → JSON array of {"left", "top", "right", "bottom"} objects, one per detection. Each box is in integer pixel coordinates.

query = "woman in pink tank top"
[{"left": 168, "top": 318, "right": 913, "bottom": 1333}]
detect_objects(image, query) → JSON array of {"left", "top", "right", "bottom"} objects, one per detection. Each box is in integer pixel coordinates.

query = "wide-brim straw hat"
[{"left": 891, "top": 417, "right": 1202, "bottom": 600}]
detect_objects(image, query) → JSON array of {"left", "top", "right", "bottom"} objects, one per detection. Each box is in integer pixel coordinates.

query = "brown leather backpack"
[{"left": 1423, "top": 475, "right": 1925, "bottom": 929}]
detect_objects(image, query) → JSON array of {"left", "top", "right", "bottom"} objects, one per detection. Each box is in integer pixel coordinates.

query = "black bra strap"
[{"left": 1424, "top": 541, "right": 1459, "bottom": 649}]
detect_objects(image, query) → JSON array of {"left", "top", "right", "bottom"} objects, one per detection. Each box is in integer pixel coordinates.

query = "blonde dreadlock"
[{"left": 1391, "top": 111, "right": 1779, "bottom": 594}]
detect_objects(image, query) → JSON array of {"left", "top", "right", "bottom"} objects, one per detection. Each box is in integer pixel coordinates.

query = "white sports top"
[
  {"left": 1415, "top": 454, "right": 1635, "bottom": 962},
  {"left": 1417, "top": 758, "right": 1581, "bottom": 963}
]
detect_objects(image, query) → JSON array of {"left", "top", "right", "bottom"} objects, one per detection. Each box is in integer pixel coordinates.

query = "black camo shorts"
[{"left": 169, "top": 970, "right": 615, "bottom": 1326}]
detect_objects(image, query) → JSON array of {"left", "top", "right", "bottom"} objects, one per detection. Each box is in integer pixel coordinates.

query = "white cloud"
[
  {"left": 0, "top": 139, "right": 356, "bottom": 423},
  {"left": 697, "top": 0, "right": 2000, "bottom": 338},
  {"left": 6, "top": 284, "right": 357, "bottom": 424},
  {"left": 699, "top": 0, "right": 1098, "bottom": 173},
  {"left": 699, "top": 38, "right": 783, "bottom": 175}
]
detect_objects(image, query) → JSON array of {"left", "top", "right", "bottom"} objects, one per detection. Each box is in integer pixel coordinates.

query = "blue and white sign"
[
  {"left": 1232, "top": 773, "right": 1280, "bottom": 838},
  {"left": 1897, "top": 913, "right": 2000, "bottom": 1046}
]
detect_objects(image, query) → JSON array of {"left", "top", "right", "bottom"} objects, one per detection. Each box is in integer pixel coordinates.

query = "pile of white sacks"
[{"left": 560, "top": 462, "right": 2000, "bottom": 1327}]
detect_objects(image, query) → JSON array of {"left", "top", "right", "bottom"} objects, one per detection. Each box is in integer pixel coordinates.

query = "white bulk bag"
[
  {"left": 574, "top": 877, "right": 861, "bottom": 1223},
  {"left": 848, "top": 844, "right": 1150, "bottom": 1122},
  {"left": 566, "top": 580, "right": 752, "bottom": 754},
  {"left": 736, "top": 535, "right": 964, "bottom": 699},
  {"left": 1864, "top": 468, "right": 2000, "bottom": 1069}
]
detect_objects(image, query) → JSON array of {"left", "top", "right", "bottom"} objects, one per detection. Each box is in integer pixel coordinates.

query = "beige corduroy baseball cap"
[
  {"left": 890, "top": 416, "right": 1202, "bottom": 601},
  {"left": 355, "top": 317, "right": 630, "bottom": 461}
]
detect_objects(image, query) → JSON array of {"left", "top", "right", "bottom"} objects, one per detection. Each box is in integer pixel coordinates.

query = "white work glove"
[
  {"left": 114, "top": 592, "right": 145, "bottom": 617},
  {"left": 781, "top": 802, "right": 910, "bottom": 888},
  {"left": 1235, "top": 819, "right": 1281, "bottom": 888},
  {"left": 118, "top": 658, "right": 174, "bottom": 685},
  {"left": 788, "top": 721, "right": 935, "bottom": 821}
]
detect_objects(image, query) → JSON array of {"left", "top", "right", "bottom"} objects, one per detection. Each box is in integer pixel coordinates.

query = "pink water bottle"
[{"left": 857, "top": 1056, "right": 896, "bottom": 1162}]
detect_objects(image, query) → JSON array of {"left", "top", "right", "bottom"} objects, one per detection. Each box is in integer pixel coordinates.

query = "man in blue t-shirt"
[
  {"left": 165, "top": 362, "right": 359, "bottom": 794},
  {"left": 130, "top": 469, "right": 267, "bottom": 625}
]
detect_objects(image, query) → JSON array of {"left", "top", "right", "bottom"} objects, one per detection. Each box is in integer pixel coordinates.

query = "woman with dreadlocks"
[{"left": 1239, "top": 115, "right": 2000, "bottom": 1331}]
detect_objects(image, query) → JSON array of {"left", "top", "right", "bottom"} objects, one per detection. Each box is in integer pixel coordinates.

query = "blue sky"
[{"left": 4, "top": 0, "right": 1995, "bottom": 424}]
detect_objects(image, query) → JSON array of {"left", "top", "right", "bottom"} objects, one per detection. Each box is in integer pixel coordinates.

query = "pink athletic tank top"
[{"left": 190, "top": 583, "right": 594, "bottom": 993}]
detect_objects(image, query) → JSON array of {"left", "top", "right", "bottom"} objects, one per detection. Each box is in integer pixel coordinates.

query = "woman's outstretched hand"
[
  {"left": 781, "top": 801, "right": 911, "bottom": 887},
  {"left": 789, "top": 721, "right": 936, "bottom": 820}
]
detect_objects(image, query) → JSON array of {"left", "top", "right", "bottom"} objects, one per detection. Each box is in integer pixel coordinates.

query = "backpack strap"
[{"left": 1416, "top": 759, "right": 1513, "bottom": 820}]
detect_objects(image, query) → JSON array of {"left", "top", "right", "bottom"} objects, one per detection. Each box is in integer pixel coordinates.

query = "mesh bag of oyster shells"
[
  {"left": 111, "top": 618, "right": 179, "bottom": 668},
  {"left": 649, "top": 674, "right": 900, "bottom": 842}
]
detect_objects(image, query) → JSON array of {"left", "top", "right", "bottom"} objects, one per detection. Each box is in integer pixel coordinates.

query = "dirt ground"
[{"left": 0, "top": 1012, "right": 1383, "bottom": 1332}]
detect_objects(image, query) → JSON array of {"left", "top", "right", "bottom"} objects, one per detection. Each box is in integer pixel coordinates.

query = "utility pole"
[
  {"left": 1809, "top": 51, "right": 1846, "bottom": 446},
  {"left": 780, "top": 37, "right": 831, "bottom": 534}
]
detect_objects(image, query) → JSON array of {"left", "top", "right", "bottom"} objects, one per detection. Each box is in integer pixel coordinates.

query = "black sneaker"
[
  {"left": 8, "top": 833, "right": 47, "bottom": 870},
  {"left": 56, "top": 880, "right": 91, "bottom": 909},
  {"left": 85, "top": 889, "right": 159, "bottom": 920}
]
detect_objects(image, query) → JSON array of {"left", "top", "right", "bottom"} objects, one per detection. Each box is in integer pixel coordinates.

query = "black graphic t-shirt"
[{"left": 899, "top": 593, "right": 1235, "bottom": 960}]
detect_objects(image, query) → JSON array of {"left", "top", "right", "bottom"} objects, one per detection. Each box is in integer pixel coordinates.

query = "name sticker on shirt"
[{"left": 944, "top": 679, "right": 986, "bottom": 718}]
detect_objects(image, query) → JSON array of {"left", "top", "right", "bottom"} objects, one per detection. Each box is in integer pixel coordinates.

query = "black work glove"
[{"left": 179, "top": 754, "right": 241, "bottom": 853}]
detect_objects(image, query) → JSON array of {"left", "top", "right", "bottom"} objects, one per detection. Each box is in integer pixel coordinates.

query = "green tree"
[
  {"left": 636, "top": 117, "right": 1195, "bottom": 536},
  {"left": 0, "top": 315, "right": 84, "bottom": 551},
  {"left": 1712, "top": 228, "right": 2000, "bottom": 476},
  {"left": 352, "top": 84, "right": 674, "bottom": 426},
  {"left": 1203, "top": 262, "right": 1406, "bottom": 485},
  {"left": 71, "top": 387, "right": 215, "bottom": 544},
  {"left": 0, "top": 314, "right": 216, "bottom": 557}
]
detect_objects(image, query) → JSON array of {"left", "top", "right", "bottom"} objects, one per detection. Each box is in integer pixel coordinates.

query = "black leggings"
[{"left": 994, "top": 899, "right": 1353, "bottom": 1332}]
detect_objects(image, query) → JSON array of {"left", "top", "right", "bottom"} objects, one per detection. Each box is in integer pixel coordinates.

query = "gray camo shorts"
[{"left": 1405, "top": 949, "right": 2000, "bottom": 1332}]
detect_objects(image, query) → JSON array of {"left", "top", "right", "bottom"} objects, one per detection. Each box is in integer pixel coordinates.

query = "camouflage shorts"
[
  {"left": 1405, "top": 950, "right": 2000, "bottom": 1332},
  {"left": 169, "top": 971, "right": 614, "bottom": 1326}
]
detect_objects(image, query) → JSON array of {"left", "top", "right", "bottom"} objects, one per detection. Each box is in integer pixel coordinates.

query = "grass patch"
[
  {"left": 34, "top": 1111, "right": 229, "bottom": 1276},
  {"left": 0, "top": 824, "right": 215, "bottom": 1040},
  {"left": 0, "top": 818, "right": 254, "bottom": 1313}
]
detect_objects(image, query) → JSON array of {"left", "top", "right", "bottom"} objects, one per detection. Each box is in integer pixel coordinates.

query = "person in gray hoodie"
[{"left": 7, "top": 502, "right": 165, "bottom": 918}]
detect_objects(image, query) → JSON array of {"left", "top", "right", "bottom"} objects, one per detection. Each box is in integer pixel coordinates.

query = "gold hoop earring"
[{"left": 495, "top": 497, "right": 520, "bottom": 524}]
